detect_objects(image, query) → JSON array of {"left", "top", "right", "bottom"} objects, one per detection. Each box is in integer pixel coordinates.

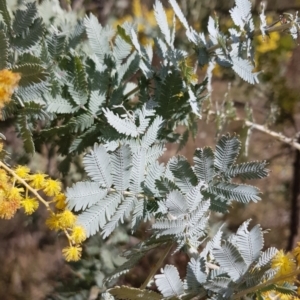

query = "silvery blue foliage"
[{"left": 0, "top": 0, "right": 299, "bottom": 298}]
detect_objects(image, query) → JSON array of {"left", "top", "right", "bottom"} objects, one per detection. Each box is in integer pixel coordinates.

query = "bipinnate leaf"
[
  {"left": 230, "top": 0, "right": 254, "bottom": 31},
  {"left": 77, "top": 192, "right": 122, "bottom": 237},
  {"left": 186, "top": 256, "right": 207, "bottom": 292},
  {"left": 214, "top": 135, "right": 241, "bottom": 174},
  {"left": 164, "top": 190, "right": 187, "bottom": 217},
  {"left": 155, "top": 265, "right": 184, "bottom": 297},
  {"left": 169, "top": 156, "right": 198, "bottom": 194},
  {"left": 231, "top": 56, "right": 259, "bottom": 84},
  {"left": 194, "top": 147, "right": 214, "bottom": 183},
  {"left": 109, "top": 286, "right": 162, "bottom": 300},
  {"left": 254, "top": 247, "right": 278, "bottom": 269},
  {"left": 11, "top": 18, "right": 44, "bottom": 51},
  {"left": 186, "top": 182, "right": 206, "bottom": 212},
  {"left": 102, "top": 196, "right": 136, "bottom": 238},
  {"left": 47, "top": 30, "right": 66, "bottom": 59},
  {"left": 207, "top": 182, "right": 261, "bottom": 203},
  {"left": 113, "top": 35, "right": 132, "bottom": 65},
  {"left": 235, "top": 221, "right": 264, "bottom": 266},
  {"left": 17, "top": 113, "right": 35, "bottom": 154},
  {"left": 47, "top": 95, "right": 79, "bottom": 114},
  {"left": 203, "top": 277, "right": 233, "bottom": 295},
  {"left": 141, "top": 116, "right": 164, "bottom": 148},
  {"left": 66, "top": 181, "right": 107, "bottom": 211},
  {"left": 13, "top": 2, "right": 37, "bottom": 35},
  {"left": 84, "top": 14, "right": 114, "bottom": 63},
  {"left": 83, "top": 144, "right": 112, "bottom": 187},
  {"left": 0, "top": 0, "right": 11, "bottom": 27},
  {"left": 129, "top": 148, "right": 146, "bottom": 193},
  {"left": 111, "top": 145, "right": 132, "bottom": 191},
  {"left": 12, "top": 63, "right": 48, "bottom": 87},
  {"left": 169, "top": 0, "right": 189, "bottom": 30},
  {"left": 154, "top": 0, "right": 171, "bottom": 46},
  {"left": 0, "top": 30, "right": 8, "bottom": 69},
  {"left": 212, "top": 241, "right": 247, "bottom": 281},
  {"left": 225, "top": 161, "right": 269, "bottom": 180},
  {"left": 103, "top": 108, "right": 139, "bottom": 137}
]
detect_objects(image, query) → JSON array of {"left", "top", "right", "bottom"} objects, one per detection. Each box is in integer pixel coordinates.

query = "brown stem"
[
  {"left": 244, "top": 120, "right": 300, "bottom": 151},
  {"left": 140, "top": 242, "right": 173, "bottom": 290},
  {"left": 124, "top": 86, "right": 140, "bottom": 100},
  {"left": 0, "top": 161, "right": 50, "bottom": 209}
]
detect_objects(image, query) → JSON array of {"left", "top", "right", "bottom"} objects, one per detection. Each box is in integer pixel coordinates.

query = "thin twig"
[
  {"left": 140, "top": 242, "right": 173, "bottom": 290},
  {"left": 0, "top": 161, "right": 50, "bottom": 209},
  {"left": 124, "top": 86, "right": 140, "bottom": 100},
  {"left": 244, "top": 120, "right": 300, "bottom": 151},
  {"left": 207, "top": 22, "right": 294, "bottom": 54}
]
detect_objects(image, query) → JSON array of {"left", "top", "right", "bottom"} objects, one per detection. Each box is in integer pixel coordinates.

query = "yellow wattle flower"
[
  {"left": 46, "top": 213, "right": 61, "bottom": 231},
  {"left": 62, "top": 245, "right": 82, "bottom": 262},
  {"left": 29, "top": 173, "right": 47, "bottom": 189},
  {"left": 58, "top": 210, "right": 76, "bottom": 229},
  {"left": 21, "top": 197, "right": 39, "bottom": 215},
  {"left": 271, "top": 250, "right": 297, "bottom": 283},
  {"left": 14, "top": 165, "right": 30, "bottom": 179},
  {"left": 0, "top": 69, "right": 21, "bottom": 108},
  {"left": 0, "top": 169, "right": 8, "bottom": 187},
  {"left": 292, "top": 242, "right": 300, "bottom": 265},
  {"left": 43, "top": 178, "right": 61, "bottom": 196},
  {"left": 54, "top": 193, "right": 67, "bottom": 210},
  {"left": 71, "top": 226, "right": 86, "bottom": 244},
  {"left": 0, "top": 187, "right": 22, "bottom": 219}
]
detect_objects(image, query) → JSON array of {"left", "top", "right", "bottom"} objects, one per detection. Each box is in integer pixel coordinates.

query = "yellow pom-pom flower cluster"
[
  {"left": 262, "top": 246, "right": 300, "bottom": 299},
  {"left": 0, "top": 144, "right": 86, "bottom": 262},
  {"left": 0, "top": 69, "right": 21, "bottom": 111}
]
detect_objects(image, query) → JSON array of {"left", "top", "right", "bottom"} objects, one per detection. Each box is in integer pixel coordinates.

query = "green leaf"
[
  {"left": 12, "top": 2, "right": 37, "bottom": 35},
  {"left": 71, "top": 113, "right": 94, "bottom": 133},
  {"left": 47, "top": 30, "right": 66, "bottom": 59},
  {"left": 116, "top": 25, "right": 132, "bottom": 45},
  {"left": 18, "top": 53, "right": 43, "bottom": 65},
  {"left": 11, "top": 18, "right": 44, "bottom": 51},
  {"left": 12, "top": 63, "right": 48, "bottom": 87},
  {"left": 17, "top": 113, "right": 34, "bottom": 154},
  {"left": 68, "top": 19, "right": 85, "bottom": 49},
  {"left": 225, "top": 161, "right": 269, "bottom": 180},
  {"left": 155, "top": 71, "right": 183, "bottom": 119},
  {"left": 209, "top": 196, "right": 230, "bottom": 213},
  {"left": 0, "top": 0, "right": 11, "bottom": 27},
  {"left": 109, "top": 286, "right": 162, "bottom": 300},
  {"left": 72, "top": 55, "right": 88, "bottom": 94},
  {"left": 169, "top": 156, "right": 198, "bottom": 194},
  {"left": 0, "top": 29, "right": 8, "bottom": 69},
  {"left": 208, "top": 182, "right": 261, "bottom": 203}
]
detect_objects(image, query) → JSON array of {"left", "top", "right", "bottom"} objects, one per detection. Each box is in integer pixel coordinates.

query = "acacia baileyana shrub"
[{"left": 0, "top": 0, "right": 300, "bottom": 299}]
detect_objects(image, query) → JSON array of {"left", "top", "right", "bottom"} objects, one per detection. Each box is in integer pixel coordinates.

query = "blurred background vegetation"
[{"left": 1, "top": 0, "right": 300, "bottom": 299}]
